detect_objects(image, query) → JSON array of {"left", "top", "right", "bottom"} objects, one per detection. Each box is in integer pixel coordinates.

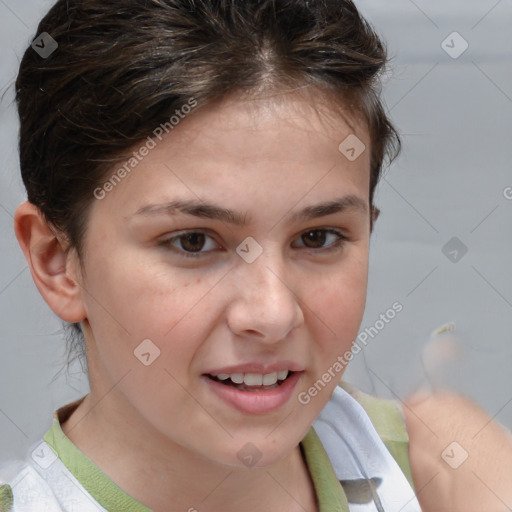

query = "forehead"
[
  {"left": 179, "top": 89, "right": 369, "bottom": 160},
  {"left": 92, "top": 90, "right": 371, "bottom": 222}
]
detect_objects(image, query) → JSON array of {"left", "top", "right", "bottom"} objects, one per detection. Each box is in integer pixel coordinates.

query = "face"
[{"left": 76, "top": 90, "right": 371, "bottom": 468}]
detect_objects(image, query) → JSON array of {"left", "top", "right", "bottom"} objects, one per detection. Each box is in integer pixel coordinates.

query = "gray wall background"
[{"left": 1, "top": 0, "right": 511, "bottom": 461}]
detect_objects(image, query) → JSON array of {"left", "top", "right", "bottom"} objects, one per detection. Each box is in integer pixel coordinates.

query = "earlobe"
[{"left": 13, "top": 201, "right": 86, "bottom": 323}]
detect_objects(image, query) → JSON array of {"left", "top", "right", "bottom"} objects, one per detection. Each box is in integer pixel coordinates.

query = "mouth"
[
  {"left": 205, "top": 370, "right": 294, "bottom": 391},
  {"left": 203, "top": 369, "right": 303, "bottom": 414}
]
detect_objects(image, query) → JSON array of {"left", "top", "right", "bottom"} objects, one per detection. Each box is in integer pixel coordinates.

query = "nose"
[{"left": 226, "top": 251, "right": 304, "bottom": 342}]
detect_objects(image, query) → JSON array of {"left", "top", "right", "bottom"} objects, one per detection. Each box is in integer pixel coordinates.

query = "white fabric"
[
  {"left": 0, "top": 444, "right": 107, "bottom": 512},
  {"left": 314, "top": 385, "right": 422, "bottom": 512}
]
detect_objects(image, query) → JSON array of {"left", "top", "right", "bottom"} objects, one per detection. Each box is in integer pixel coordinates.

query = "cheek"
[
  {"left": 306, "top": 252, "right": 369, "bottom": 349},
  {"left": 79, "top": 245, "right": 219, "bottom": 362},
  {"left": 83, "top": 244, "right": 180, "bottom": 323},
  {"left": 78, "top": 255, "right": 222, "bottom": 412}
]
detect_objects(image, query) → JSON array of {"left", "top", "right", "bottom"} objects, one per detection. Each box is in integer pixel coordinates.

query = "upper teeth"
[{"left": 216, "top": 370, "right": 289, "bottom": 386}]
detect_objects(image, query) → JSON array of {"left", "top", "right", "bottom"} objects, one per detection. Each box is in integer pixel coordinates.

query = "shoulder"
[
  {"left": 316, "top": 382, "right": 416, "bottom": 489},
  {"left": 339, "top": 381, "right": 408, "bottom": 442},
  {"left": 403, "top": 391, "right": 512, "bottom": 512},
  {"left": 0, "top": 459, "right": 64, "bottom": 512},
  {"left": 0, "top": 441, "right": 95, "bottom": 512},
  {"left": 340, "top": 382, "right": 416, "bottom": 486},
  {"left": 0, "top": 459, "right": 25, "bottom": 512}
]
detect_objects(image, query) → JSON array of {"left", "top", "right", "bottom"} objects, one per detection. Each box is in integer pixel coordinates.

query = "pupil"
[
  {"left": 181, "top": 233, "right": 205, "bottom": 252},
  {"left": 303, "top": 230, "right": 326, "bottom": 248}
]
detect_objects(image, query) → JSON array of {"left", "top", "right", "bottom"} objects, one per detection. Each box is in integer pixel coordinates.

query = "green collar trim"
[
  {"left": 43, "top": 400, "right": 348, "bottom": 512},
  {"left": 301, "top": 427, "right": 349, "bottom": 512},
  {"left": 43, "top": 399, "right": 152, "bottom": 512}
]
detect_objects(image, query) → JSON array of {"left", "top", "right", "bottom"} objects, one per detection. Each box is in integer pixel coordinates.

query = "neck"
[{"left": 61, "top": 390, "right": 318, "bottom": 512}]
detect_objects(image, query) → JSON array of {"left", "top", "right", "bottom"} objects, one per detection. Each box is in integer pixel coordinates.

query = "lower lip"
[{"left": 202, "top": 372, "right": 303, "bottom": 414}]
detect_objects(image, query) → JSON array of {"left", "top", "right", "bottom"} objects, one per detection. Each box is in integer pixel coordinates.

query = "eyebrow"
[
  {"left": 133, "top": 200, "right": 248, "bottom": 225},
  {"left": 291, "top": 195, "right": 368, "bottom": 223},
  {"left": 132, "top": 195, "right": 368, "bottom": 226}
]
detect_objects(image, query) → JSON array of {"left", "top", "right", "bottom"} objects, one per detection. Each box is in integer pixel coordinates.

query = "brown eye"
[
  {"left": 179, "top": 232, "right": 205, "bottom": 252},
  {"left": 292, "top": 229, "right": 348, "bottom": 251},
  {"left": 301, "top": 230, "right": 327, "bottom": 248},
  {"left": 160, "top": 230, "right": 220, "bottom": 258}
]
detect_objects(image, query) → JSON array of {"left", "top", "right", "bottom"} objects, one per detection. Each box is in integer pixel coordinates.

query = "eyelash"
[{"left": 159, "top": 228, "right": 349, "bottom": 259}]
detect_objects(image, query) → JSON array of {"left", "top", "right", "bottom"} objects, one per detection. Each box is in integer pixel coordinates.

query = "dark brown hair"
[{"left": 16, "top": 0, "right": 400, "bottom": 359}]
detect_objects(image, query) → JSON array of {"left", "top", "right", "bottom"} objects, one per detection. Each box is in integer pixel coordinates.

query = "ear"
[
  {"left": 14, "top": 201, "right": 86, "bottom": 323},
  {"left": 370, "top": 206, "right": 380, "bottom": 233}
]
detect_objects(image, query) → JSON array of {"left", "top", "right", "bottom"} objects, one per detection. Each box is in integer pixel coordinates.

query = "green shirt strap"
[
  {"left": 301, "top": 427, "right": 349, "bottom": 512},
  {"left": 0, "top": 484, "right": 13, "bottom": 512}
]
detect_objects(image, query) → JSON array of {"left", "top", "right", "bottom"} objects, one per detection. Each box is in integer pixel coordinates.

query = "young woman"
[{"left": 1, "top": 1, "right": 511, "bottom": 511}]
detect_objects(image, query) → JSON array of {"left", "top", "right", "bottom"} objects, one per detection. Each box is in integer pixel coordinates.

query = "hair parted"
[{"left": 16, "top": 0, "right": 400, "bottom": 361}]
